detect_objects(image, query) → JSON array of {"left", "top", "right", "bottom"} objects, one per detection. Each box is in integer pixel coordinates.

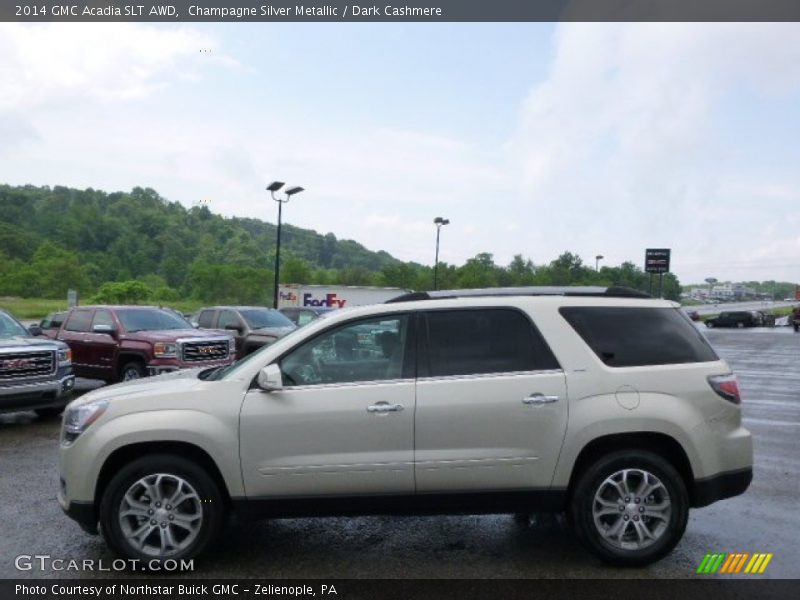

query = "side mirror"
[
  {"left": 225, "top": 324, "right": 243, "bottom": 333},
  {"left": 92, "top": 324, "right": 116, "bottom": 336},
  {"left": 28, "top": 324, "right": 43, "bottom": 337},
  {"left": 191, "top": 321, "right": 200, "bottom": 329},
  {"left": 257, "top": 364, "right": 283, "bottom": 392}
]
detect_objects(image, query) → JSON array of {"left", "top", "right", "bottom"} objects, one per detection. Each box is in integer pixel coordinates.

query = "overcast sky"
[{"left": 1, "top": 22, "right": 799, "bottom": 284}]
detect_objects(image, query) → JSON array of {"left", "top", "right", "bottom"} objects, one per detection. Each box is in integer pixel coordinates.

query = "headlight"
[
  {"left": 228, "top": 338, "right": 236, "bottom": 353},
  {"left": 57, "top": 348, "right": 72, "bottom": 367},
  {"left": 62, "top": 400, "right": 108, "bottom": 444},
  {"left": 153, "top": 342, "right": 177, "bottom": 358}
]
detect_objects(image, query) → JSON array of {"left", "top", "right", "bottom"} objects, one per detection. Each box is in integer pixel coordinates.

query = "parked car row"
[{"left": 49, "top": 304, "right": 324, "bottom": 383}]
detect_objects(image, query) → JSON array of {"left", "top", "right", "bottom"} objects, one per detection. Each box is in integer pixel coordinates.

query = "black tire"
[
  {"left": 99, "top": 454, "right": 225, "bottom": 566},
  {"left": 569, "top": 450, "right": 689, "bottom": 567},
  {"left": 34, "top": 406, "right": 64, "bottom": 418},
  {"left": 119, "top": 361, "right": 145, "bottom": 382}
]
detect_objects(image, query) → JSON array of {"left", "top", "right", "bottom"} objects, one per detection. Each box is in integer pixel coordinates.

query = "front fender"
[{"left": 62, "top": 409, "right": 243, "bottom": 503}]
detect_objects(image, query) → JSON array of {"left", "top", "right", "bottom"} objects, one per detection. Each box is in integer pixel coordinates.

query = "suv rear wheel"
[
  {"left": 99, "top": 454, "right": 224, "bottom": 565},
  {"left": 569, "top": 450, "right": 688, "bottom": 566}
]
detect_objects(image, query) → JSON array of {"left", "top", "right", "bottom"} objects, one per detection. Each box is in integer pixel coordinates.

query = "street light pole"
[
  {"left": 595, "top": 254, "right": 604, "bottom": 271},
  {"left": 433, "top": 217, "right": 450, "bottom": 290},
  {"left": 268, "top": 181, "right": 304, "bottom": 309}
]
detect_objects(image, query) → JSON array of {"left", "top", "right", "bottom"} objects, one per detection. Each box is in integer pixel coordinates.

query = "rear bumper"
[
  {"left": 692, "top": 467, "right": 753, "bottom": 508},
  {"left": 0, "top": 374, "right": 75, "bottom": 411}
]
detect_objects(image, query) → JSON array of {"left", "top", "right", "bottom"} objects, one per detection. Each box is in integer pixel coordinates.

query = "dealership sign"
[{"left": 645, "top": 248, "right": 671, "bottom": 274}]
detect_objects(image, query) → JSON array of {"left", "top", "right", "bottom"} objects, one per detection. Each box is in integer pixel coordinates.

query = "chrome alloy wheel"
[
  {"left": 122, "top": 368, "right": 141, "bottom": 381},
  {"left": 118, "top": 473, "right": 203, "bottom": 557},
  {"left": 592, "top": 468, "right": 672, "bottom": 551}
]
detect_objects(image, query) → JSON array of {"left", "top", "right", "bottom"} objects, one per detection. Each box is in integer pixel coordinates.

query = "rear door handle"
[
  {"left": 367, "top": 403, "right": 404, "bottom": 413},
  {"left": 522, "top": 393, "right": 559, "bottom": 405}
]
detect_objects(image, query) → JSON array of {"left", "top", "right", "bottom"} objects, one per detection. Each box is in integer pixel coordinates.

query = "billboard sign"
[{"left": 645, "top": 248, "right": 671, "bottom": 274}]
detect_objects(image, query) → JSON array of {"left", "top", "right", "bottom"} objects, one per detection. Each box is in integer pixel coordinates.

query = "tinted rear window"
[
  {"left": 424, "top": 308, "right": 560, "bottom": 377},
  {"left": 559, "top": 307, "right": 718, "bottom": 367}
]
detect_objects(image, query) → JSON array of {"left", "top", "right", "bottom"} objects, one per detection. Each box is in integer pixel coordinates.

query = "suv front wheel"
[
  {"left": 99, "top": 454, "right": 224, "bottom": 566},
  {"left": 569, "top": 450, "right": 689, "bottom": 566}
]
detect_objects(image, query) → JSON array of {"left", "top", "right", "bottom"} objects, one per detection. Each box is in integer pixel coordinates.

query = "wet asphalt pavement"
[{"left": 1, "top": 327, "right": 798, "bottom": 579}]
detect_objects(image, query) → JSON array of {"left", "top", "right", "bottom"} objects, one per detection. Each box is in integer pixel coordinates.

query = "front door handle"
[
  {"left": 522, "top": 393, "right": 559, "bottom": 405},
  {"left": 367, "top": 403, "right": 404, "bottom": 413}
]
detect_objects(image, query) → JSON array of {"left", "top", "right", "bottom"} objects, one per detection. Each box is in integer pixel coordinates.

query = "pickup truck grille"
[
  {"left": 181, "top": 340, "right": 230, "bottom": 362},
  {"left": 0, "top": 350, "right": 56, "bottom": 380}
]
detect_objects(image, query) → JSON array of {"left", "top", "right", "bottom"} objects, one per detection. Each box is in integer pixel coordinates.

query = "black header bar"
[{"left": 4, "top": 0, "right": 800, "bottom": 22}]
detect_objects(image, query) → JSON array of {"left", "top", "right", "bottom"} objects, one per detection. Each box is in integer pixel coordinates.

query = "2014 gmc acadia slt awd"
[{"left": 58, "top": 287, "right": 752, "bottom": 567}]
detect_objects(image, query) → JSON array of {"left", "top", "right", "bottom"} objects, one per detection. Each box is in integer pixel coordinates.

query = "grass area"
[
  {"left": 0, "top": 297, "right": 207, "bottom": 319},
  {"left": 0, "top": 297, "right": 68, "bottom": 319}
]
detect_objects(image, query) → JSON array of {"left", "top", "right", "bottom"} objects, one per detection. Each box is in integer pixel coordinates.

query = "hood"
[
  {"left": 122, "top": 329, "right": 231, "bottom": 342},
  {"left": 71, "top": 368, "right": 203, "bottom": 406},
  {"left": 0, "top": 336, "right": 66, "bottom": 350},
  {"left": 251, "top": 326, "right": 295, "bottom": 338}
]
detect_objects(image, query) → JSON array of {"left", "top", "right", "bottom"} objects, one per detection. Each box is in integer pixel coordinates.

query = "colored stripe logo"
[{"left": 696, "top": 553, "right": 773, "bottom": 574}]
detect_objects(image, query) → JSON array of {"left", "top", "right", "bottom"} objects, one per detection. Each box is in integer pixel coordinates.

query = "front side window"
[
  {"left": 198, "top": 310, "right": 216, "bottom": 328},
  {"left": 559, "top": 307, "right": 719, "bottom": 367},
  {"left": 92, "top": 310, "right": 115, "bottom": 329},
  {"left": 280, "top": 315, "right": 411, "bottom": 386},
  {"left": 423, "top": 308, "right": 559, "bottom": 377}
]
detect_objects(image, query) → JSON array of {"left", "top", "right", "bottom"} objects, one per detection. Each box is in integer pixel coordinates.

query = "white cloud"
[
  {"left": 507, "top": 23, "right": 800, "bottom": 282},
  {"left": 0, "top": 24, "right": 232, "bottom": 111}
]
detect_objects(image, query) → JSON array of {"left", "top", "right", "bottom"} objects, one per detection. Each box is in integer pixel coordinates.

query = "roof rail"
[{"left": 385, "top": 286, "right": 651, "bottom": 303}]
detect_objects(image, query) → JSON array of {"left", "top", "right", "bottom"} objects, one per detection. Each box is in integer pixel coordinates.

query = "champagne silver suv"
[{"left": 58, "top": 287, "right": 752, "bottom": 567}]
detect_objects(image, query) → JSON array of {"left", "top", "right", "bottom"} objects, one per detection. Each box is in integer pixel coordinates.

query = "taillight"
[{"left": 708, "top": 374, "right": 741, "bottom": 405}]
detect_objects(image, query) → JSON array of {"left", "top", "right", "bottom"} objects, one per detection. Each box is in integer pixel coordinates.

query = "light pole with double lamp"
[
  {"left": 433, "top": 217, "right": 450, "bottom": 290},
  {"left": 595, "top": 254, "right": 604, "bottom": 271},
  {"left": 268, "top": 181, "right": 304, "bottom": 309}
]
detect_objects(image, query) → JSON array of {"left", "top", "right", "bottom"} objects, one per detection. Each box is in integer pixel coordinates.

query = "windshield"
[
  {"left": 0, "top": 312, "right": 29, "bottom": 338},
  {"left": 240, "top": 309, "right": 294, "bottom": 329},
  {"left": 117, "top": 308, "right": 193, "bottom": 332}
]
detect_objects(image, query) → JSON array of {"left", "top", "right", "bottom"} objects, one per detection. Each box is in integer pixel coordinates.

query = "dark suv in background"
[
  {"left": 704, "top": 311, "right": 760, "bottom": 328},
  {"left": 56, "top": 306, "right": 235, "bottom": 382},
  {"left": 195, "top": 306, "right": 296, "bottom": 357}
]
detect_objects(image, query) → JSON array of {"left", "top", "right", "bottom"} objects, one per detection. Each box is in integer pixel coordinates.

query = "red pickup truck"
[{"left": 56, "top": 305, "right": 235, "bottom": 382}]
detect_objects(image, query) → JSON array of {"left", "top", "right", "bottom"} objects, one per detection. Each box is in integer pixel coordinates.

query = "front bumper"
[
  {"left": 58, "top": 489, "right": 97, "bottom": 534},
  {"left": 0, "top": 374, "right": 75, "bottom": 411}
]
